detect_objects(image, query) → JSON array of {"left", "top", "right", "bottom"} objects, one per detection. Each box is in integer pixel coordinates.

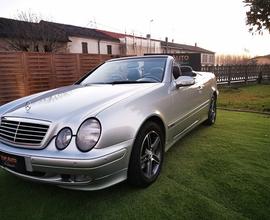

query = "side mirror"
[{"left": 175, "top": 76, "right": 195, "bottom": 88}]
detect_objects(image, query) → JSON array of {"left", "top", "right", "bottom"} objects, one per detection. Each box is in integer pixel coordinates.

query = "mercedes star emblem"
[{"left": 25, "top": 101, "right": 31, "bottom": 112}]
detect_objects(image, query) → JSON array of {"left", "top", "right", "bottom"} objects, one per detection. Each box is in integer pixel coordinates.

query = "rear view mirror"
[{"left": 176, "top": 76, "right": 195, "bottom": 88}]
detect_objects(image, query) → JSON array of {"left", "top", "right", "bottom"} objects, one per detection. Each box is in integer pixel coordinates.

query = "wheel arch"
[{"left": 135, "top": 114, "right": 167, "bottom": 145}]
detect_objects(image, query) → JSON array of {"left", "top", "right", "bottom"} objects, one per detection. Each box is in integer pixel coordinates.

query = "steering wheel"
[
  {"left": 143, "top": 73, "right": 161, "bottom": 82},
  {"left": 111, "top": 73, "right": 126, "bottom": 81}
]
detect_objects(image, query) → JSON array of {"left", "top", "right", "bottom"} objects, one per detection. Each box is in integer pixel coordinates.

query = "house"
[
  {"left": 97, "top": 30, "right": 161, "bottom": 56},
  {"left": 248, "top": 55, "right": 270, "bottom": 65},
  {"left": 97, "top": 30, "right": 215, "bottom": 65},
  {"left": 40, "top": 21, "right": 121, "bottom": 55},
  {"left": 0, "top": 17, "right": 69, "bottom": 52},
  {"left": 0, "top": 17, "right": 120, "bottom": 54},
  {"left": 0, "top": 17, "right": 215, "bottom": 65},
  {"left": 160, "top": 41, "right": 215, "bottom": 66}
]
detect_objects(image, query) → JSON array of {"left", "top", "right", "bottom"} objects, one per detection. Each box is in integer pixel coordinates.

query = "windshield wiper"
[{"left": 110, "top": 80, "right": 154, "bottom": 85}]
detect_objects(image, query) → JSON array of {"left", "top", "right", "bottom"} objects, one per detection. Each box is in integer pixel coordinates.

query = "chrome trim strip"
[
  {"left": 2, "top": 116, "right": 51, "bottom": 124},
  {"left": 18, "top": 124, "right": 48, "bottom": 130},
  {"left": 14, "top": 128, "right": 47, "bottom": 134},
  {"left": 173, "top": 120, "right": 199, "bottom": 140},
  {"left": 14, "top": 121, "right": 20, "bottom": 142},
  {"left": 0, "top": 138, "right": 41, "bottom": 146},
  {"left": 0, "top": 132, "right": 15, "bottom": 139},
  {"left": 10, "top": 136, "right": 43, "bottom": 142},
  {"left": 12, "top": 133, "right": 45, "bottom": 138},
  {"left": 0, "top": 128, "right": 17, "bottom": 134}
]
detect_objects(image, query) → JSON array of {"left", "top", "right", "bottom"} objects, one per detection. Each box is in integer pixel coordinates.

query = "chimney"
[
  {"left": 172, "top": 39, "right": 174, "bottom": 43},
  {"left": 146, "top": 34, "right": 151, "bottom": 39},
  {"left": 195, "top": 42, "right": 197, "bottom": 47}
]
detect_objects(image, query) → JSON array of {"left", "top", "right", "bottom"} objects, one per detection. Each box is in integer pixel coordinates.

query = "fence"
[
  {"left": 202, "top": 64, "right": 270, "bottom": 85},
  {"left": 0, "top": 52, "right": 120, "bottom": 105},
  {"left": 1, "top": 52, "right": 270, "bottom": 105}
]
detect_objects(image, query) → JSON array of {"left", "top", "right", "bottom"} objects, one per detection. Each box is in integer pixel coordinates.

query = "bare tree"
[
  {"left": 215, "top": 54, "right": 252, "bottom": 65},
  {"left": 0, "top": 10, "right": 67, "bottom": 52}
]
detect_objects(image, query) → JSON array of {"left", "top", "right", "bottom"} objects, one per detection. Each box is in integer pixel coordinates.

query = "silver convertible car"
[{"left": 0, "top": 55, "right": 218, "bottom": 190}]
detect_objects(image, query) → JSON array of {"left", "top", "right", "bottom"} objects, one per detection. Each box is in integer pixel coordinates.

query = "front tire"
[
  {"left": 128, "top": 121, "right": 164, "bottom": 187},
  {"left": 204, "top": 94, "right": 217, "bottom": 126}
]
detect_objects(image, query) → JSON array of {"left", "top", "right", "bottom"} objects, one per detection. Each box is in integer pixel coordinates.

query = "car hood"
[{"left": 2, "top": 84, "right": 157, "bottom": 122}]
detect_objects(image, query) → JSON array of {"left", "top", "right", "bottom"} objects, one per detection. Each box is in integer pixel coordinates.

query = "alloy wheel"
[
  {"left": 140, "top": 130, "right": 162, "bottom": 179},
  {"left": 210, "top": 97, "right": 216, "bottom": 123}
]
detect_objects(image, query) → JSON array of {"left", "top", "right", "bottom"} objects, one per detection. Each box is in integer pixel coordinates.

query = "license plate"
[{"left": 0, "top": 151, "right": 26, "bottom": 173}]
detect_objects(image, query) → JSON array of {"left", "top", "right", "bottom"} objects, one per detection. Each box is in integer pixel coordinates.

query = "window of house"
[
  {"left": 209, "top": 55, "right": 214, "bottom": 63},
  {"left": 82, "top": 42, "right": 88, "bottom": 54},
  {"left": 202, "top": 54, "right": 208, "bottom": 63},
  {"left": 107, "top": 45, "right": 112, "bottom": 54}
]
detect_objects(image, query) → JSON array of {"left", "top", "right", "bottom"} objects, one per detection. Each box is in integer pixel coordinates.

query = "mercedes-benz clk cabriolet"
[{"left": 0, "top": 55, "right": 218, "bottom": 190}]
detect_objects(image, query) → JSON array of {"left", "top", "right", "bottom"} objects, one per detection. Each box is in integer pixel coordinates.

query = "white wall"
[
  {"left": 67, "top": 35, "right": 163, "bottom": 56},
  {"left": 67, "top": 37, "right": 98, "bottom": 53},
  {"left": 99, "top": 40, "right": 120, "bottom": 55},
  {"left": 67, "top": 36, "right": 121, "bottom": 55}
]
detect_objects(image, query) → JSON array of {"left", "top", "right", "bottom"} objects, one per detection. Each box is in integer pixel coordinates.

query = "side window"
[
  {"left": 107, "top": 45, "right": 112, "bottom": 54},
  {"left": 82, "top": 42, "right": 88, "bottom": 54},
  {"left": 172, "top": 64, "right": 181, "bottom": 80}
]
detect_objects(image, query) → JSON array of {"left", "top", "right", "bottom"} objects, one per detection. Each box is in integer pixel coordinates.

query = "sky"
[{"left": 0, "top": 0, "right": 269, "bottom": 56}]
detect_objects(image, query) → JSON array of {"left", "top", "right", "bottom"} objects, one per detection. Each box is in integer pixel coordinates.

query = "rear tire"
[
  {"left": 128, "top": 121, "right": 164, "bottom": 187},
  {"left": 204, "top": 94, "right": 217, "bottom": 126}
]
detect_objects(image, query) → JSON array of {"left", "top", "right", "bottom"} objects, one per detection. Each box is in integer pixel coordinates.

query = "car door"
[
  {"left": 169, "top": 64, "right": 201, "bottom": 140},
  {"left": 192, "top": 72, "right": 211, "bottom": 121}
]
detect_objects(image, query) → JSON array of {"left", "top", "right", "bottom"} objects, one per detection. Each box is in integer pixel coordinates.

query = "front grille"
[{"left": 0, "top": 118, "right": 49, "bottom": 146}]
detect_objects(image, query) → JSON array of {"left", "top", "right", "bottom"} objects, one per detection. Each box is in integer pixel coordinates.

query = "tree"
[
  {"left": 0, "top": 10, "right": 67, "bottom": 52},
  {"left": 243, "top": 0, "right": 270, "bottom": 34},
  {"left": 215, "top": 54, "right": 252, "bottom": 65}
]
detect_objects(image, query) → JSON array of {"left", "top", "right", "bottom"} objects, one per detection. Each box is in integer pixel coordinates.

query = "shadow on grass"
[
  {"left": 1, "top": 123, "right": 207, "bottom": 192},
  {"left": 0, "top": 124, "right": 210, "bottom": 217},
  {"left": 3, "top": 112, "right": 268, "bottom": 219}
]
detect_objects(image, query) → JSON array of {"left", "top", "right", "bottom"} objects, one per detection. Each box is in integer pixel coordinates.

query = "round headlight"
[
  {"left": 76, "top": 118, "right": 101, "bottom": 152},
  {"left": 55, "top": 127, "right": 72, "bottom": 150}
]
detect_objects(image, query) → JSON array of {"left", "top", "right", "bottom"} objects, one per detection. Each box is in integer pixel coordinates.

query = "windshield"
[{"left": 80, "top": 57, "right": 167, "bottom": 85}]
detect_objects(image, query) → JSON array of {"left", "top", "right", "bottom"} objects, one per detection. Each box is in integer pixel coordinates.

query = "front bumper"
[{"left": 0, "top": 139, "right": 134, "bottom": 190}]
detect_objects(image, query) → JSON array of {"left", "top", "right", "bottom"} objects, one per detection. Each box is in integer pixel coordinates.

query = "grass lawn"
[
  {"left": 0, "top": 110, "right": 269, "bottom": 220},
  {"left": 218, "top": 84, "right": 270, "bottom": 112}
]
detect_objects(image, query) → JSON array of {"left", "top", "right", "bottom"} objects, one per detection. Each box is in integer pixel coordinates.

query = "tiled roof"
[
  {"left": 0, "top": 17, "right": 120, "bottom": 42},
  {"left": 0, "top": 17, "right": 69, "bottom": 42},
  {"left": 97, "top": 29, "right": 161, "bottom": 41},
  {"left": 97, "top": 29, "right": 126, "bottom": 39},
  {"left": 40, "top": 21, "right": 120, "bottom": 42}
]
